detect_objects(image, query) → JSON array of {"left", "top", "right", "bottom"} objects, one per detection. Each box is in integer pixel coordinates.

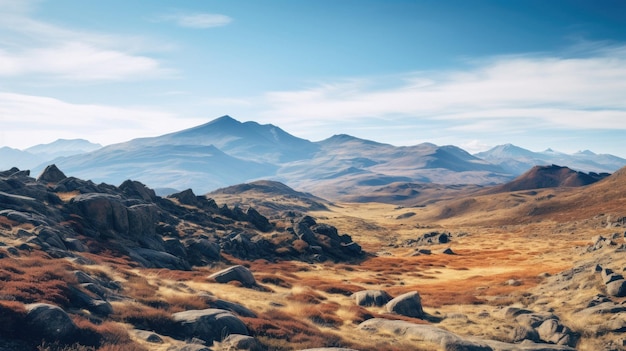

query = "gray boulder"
[
  {"left": 131, "top": 248, "right": 191, "bottom": 271},
  {"left": 221, "top": 334, "right": 263, "bottom": 351},
  {"left": 24, "top": 303, "right": 80, "bottom": 343},
  {"left": 352, "top": 290, "right": 392, "bottom": 307},
  {"left": 536, "top": 319, "right": 577, "bottom": 347},
  {"left": 171, "top": 308, "right": 248, "bottom": 345},
  {"left": 209, "top": 265, "right": 256, "bottom": 287},
  {"left": 37, "top": 164, "right": 67, "bottom": 183},
  {"left": 385, "top": 291, "right": 424, "bottom": 318},
  {"left": 606, "top": 279, "right": 626, "bottom": 297}
]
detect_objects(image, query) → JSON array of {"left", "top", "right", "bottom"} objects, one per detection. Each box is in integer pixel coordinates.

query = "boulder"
[
  {"left": 37, "top": 164, "right": 67, "bottom": 183},
  {"left": 185, "top": 238, "right": 221, "bottom": 265},
  {"left": 245, "top": 207, "right": 272, "bottom": 232},
  {"left": 220, "top": 334, "right": 263, "bottom": 351},
  {"left": 70, "top": 193, "right": 129, "bottom": 235},
  {"left": 131, "top": 248, "right": 191, "bottom": 271},
  {"left": 134, "top": 330, "right": 164, "bottom": 343},
  {"left": 119, "top": 179, "right": 157, "bottom": 202},
  {"left": 209, "top": 265, "right": 256, "bottom": 287},
  {"left": 385, "top": 291, "right": 424, "bottom": 318},
  {"left": 352, "top": 290, "right": 392, "bottom": 307},
  {"left": 169, "top": 189, "right": 202, "bottom": 207},
  {"left": 171, "top": 308, "right": 248, "bottom": 345},
  {"left": 607, "top": 279, "right": 626, "bottom": 297},
  {"left": 536, "top": 319, "right": 577, "bottom": 347},
  {"left": 511, "top": 325, "right": 540, "bottom": 343},
  {"left": 24, "top": 303, "right": 80, "bottom": 343}
]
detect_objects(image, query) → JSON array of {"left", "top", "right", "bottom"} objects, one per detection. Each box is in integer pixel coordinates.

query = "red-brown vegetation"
[
  {"left": 242, "top": 309, "right": 346, "bottom": 350},
  {"left": 0, "top": 253, "right": 75, "bottom": 306}
]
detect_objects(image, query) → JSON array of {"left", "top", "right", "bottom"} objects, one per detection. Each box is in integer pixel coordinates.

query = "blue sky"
[{"left": 1, "top": 0, "right": 625, "bottom": 157}]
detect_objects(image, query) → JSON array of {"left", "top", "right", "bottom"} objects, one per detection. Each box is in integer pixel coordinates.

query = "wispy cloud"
[
  {"left": 0, "top": 1, "right": 173, "bottom": 81},
  {"left": 259, "top": 44, "right": 626, "bottom": 143},
  {"left": 0, "top": 92, "right": 206, "bottom": 148},
  {"left": 157, "top": 13, "right": 233, "bottom": 29}
]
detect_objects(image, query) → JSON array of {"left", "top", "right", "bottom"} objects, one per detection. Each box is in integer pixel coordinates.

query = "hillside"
[
  {"left": 209, "top": 180, "right": 330, "bottom": 217},
  {"left": 407, "top": 165, "right": 626, "bottom": 226},
  {"left": 481, "top": 164, "right": 609, "bottom": 195}
]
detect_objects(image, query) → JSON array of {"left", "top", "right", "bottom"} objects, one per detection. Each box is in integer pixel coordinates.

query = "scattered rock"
[
  {"left": 171, "top": 308, "right": 248, "bottom": 345},
  {"left": 352, "top": 290, "right": 392, "bottom": 307},
  {"left": 134, "top": 330, "right": 164, "bottom": 343},
  {"left": 385, "top": 291, "right": 424, "bottom": 318},
  {"left": 607, "top": 279, "right": 626, "bottom": 297},
  {"left": 209, "top": 265, "right": 256, "bottom": 287},
  {"left": 220, "top": 334, "right": 263, "bottom": 351}
]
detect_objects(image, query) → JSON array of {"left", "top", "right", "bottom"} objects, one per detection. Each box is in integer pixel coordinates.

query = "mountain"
[
  {"left": 42, "top": 143, "right": 277, "bottom": 193},
  {"left": 475, "top": 144, "right": 626, "bottom": 175},
  {"left": 136, "top": 115, "right": 319, "bottom": 163},
  {"left": 0, "top": 147, "right": 43, "bottom": 170},
  {"left": 20, "top": 116, "right": 625, "bottom": 200},
  {"left": 282, "top": 135, "right": 511, "bottom": 199},
  {"left": 25, "top": 138, "right": 102, "bottom": 159}
]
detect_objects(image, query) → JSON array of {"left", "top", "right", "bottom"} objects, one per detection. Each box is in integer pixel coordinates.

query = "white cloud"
[
  {"left": 157, "top": 13, "right": 233, "bottom": 29},
  {"left": 0, "top": 92, "right": 206, "bottom": 149},
  {"left": 260, "top": 45, "right": 626, "bottom": 136},
  {"left": 0, "top": 1, "right": 172, "bottom": 81}
]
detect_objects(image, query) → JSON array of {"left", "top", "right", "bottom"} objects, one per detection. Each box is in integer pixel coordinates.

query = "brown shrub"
[
  {"left": 257, "top": 274, "right": 293, "bottom": 288},
  {"left": 164, "top": 294, "right": 208, "bottom": 312},
  {"left": 297, "top": 278, "right": 364, "bottom": 296},
  {"left": 0, "top": 255, "right": 75, "bottom": 306},
  {"left": 299, "top": 303, "right": 342, "bottom": 328},
  {"left": 292, "top": 239, "right": 309, "bottom": 253},
  {"left": 113, "top": 303, "right": 176, "bottom": 334},
  {"left": 242, "top": 309, "right": 348, "bottom": 350}
]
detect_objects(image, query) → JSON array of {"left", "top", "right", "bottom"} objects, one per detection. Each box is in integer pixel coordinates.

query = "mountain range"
[{"left": 2, "top": 115, "right": 622, "bottom": 197}]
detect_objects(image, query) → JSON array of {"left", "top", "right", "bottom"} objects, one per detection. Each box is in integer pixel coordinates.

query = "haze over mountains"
[{"left": 3, "top": 115, "right": 623, "bottom": 196}]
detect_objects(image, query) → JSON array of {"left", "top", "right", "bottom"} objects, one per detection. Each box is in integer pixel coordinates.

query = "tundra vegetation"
[{"left": 0, "top": 164, "right": 625, "bottom": 350}]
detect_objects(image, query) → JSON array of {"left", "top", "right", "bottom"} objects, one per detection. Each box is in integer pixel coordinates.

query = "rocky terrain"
[{"left": 1, "top": 163, "right": 625, "bottom": 350}]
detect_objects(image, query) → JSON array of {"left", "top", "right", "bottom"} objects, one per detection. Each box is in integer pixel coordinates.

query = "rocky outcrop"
[{"left": 37, "top": 164, "right": 67, "bottom": 184}]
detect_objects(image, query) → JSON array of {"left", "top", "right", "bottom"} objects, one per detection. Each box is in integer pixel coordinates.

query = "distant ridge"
[
  {"left": 476, "top": 144, "right": 626, "bottom": 174},
  {"left": 18, "top": 115, "right": 625, "bottom": 199}
]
